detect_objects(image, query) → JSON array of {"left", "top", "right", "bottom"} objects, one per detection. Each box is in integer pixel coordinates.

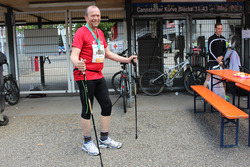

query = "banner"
[{"left": 133, "top": 2, "right": 243, "bottom": 15}]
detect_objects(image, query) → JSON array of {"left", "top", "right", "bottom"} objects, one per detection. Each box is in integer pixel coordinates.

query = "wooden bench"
[{"left": 191, "top": 85, "right": 249, "bottom": 148}]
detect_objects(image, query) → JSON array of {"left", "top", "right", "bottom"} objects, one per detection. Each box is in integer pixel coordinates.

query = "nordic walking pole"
[
  {"left": 131, "top": 55, "right": 138, "bottom": 139},
  {"left": 82, "top": 71, "right": 104, "bottom": 167}
]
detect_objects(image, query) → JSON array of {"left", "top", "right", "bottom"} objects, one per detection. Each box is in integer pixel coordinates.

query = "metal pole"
[
  {"left": 82, "top": 72, "right": 104, "bottom": 167},
  {"left": 125, "top": 0, "right": 133, "bottom": 107}
]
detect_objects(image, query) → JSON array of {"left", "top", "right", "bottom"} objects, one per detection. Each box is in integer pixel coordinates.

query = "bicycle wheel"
[
  {"left": 111, "top": 71, "right": 121, "bottom": 94},
  {"left": 139, "top": 69, "right": 165, "bottom": 96},
  {"left": 4, "top": 78, "right": 20, "bottom": 105},
  {"left": 121, "top": 77, "right": 128, "bottom": 113},
  {"left": 184, "top": 66, "right": 206, "bottom": 95},
  {"left": 0, "top": 115, "right": 9, "bottom": 126}
]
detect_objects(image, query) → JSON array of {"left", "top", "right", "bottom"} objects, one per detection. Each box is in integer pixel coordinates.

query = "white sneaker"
[
  {"left": 82, "top": 140, "right": 99, "bottom": 156},
  {"left": 99, "top": 137, "right": 122, "bottom": 149}
]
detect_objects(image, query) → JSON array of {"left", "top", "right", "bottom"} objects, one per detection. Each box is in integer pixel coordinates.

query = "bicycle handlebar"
[
  {"left": 0, "top": 52, "right": 7, "bottom": 65},
  {"left": 156, "top": 56, "right": 169, "bottom": 60},
  {"left": 118, "top": 49, "right": 137, "bottom": 67},
  {"left": 185, "top": 53, "right": 193, "bottom": 59},
  {"left": 212, "top": 58, "right": 230, "bottom": 70},
  {"left": 118, "top": 49, "right": 128, "bottom": 57},
  {"left": 131, "top": 51, "right": 137, "bottom": 66}
]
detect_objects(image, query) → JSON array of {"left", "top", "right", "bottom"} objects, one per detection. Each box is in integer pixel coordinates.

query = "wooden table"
[{"left": 207, "top": 69, "right": 250, "bottom": 147}]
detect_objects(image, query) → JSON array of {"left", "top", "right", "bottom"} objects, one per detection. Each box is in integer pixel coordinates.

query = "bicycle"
[
  {"left": 0, "top": 52, "right": 9, "bottom": 126},
  {"left": 111, "top": 55, "right": 127, "bottom": 94},
  {"left": 3, "top": 63, "right": 20, "bottom": 105},
  {"left": 112, "top": 49, "right": 135, "bottom": 113},
  {"left": 139, "top": 54, "right": 206, "bottom": 96}
]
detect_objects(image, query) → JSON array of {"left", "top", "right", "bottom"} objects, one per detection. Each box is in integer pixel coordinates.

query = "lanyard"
[{"left": 86, "top": 23, "right": 101, "bottom": 50}]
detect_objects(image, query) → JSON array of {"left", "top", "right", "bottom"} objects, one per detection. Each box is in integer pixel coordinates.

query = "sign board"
[
  {"left": 242, "top": 30, "right": 250, "bottom": 39},
  {"left": 24, "top": 29, "right": 58, "bottom": 56},
  {"left": 166, "top": 22, "right": 175, "bottom": 29},
  {"left": 108, "top": 41, "right": 125, "bottom": 54},
  {"left": 133, "top": 2, "right": 243, "bottom": 15}
]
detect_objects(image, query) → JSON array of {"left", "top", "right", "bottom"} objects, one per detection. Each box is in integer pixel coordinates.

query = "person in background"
[
  {"left": 203, "top": 22, "right": 230, "bottom": 101},
  {"left": 203, "top": 22, "right": 227, "bottom": 88}
]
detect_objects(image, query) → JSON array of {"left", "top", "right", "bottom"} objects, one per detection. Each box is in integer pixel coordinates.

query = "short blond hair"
[{"left": 85, "top": 5, "right": 99, "bottom": 16}]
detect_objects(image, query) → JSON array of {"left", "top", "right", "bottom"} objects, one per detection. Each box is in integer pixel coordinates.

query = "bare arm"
[
  {"left": 70, "top": 47, "right": 86, "bottom": 72},
  {"left": 105, "top": 47, "right": 137, "bottom": 63}
]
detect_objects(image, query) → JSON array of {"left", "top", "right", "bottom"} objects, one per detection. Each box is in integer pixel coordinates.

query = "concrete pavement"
[{"left": 0, "top": 91, "right": 249, "bottom": 167}]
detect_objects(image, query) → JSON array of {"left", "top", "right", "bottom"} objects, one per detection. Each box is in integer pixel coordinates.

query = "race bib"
[{"left": 92, "top": 44, "right": 105, "bottom": 63}]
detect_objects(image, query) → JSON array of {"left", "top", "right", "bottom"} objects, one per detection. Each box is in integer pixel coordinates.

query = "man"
[
  {"left": 70, "top": 5, "right": 137, "bottom": 156},
  {"left": 203, "top": 22, "right": 227, "bottom": 88}
]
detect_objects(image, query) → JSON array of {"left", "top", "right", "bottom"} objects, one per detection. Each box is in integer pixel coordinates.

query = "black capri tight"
[{"left": 76, "top": 78, "right": 112, "bottom": 119}]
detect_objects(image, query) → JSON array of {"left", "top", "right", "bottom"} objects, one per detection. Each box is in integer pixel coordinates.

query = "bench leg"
[
  {"left": 220, "top": 116, "right": 239, "bottom": 148},
  {"left": 193, "top": 92, "right": 206, "bottom": 113},
  {"left": 249, "top": 115, "right": 250, "bottom": 147},
  {"left": 204, "top": 98, "right": 206, "bottom": 113},
  {"left": 232, "top": 82, "right": 236, "bottom": 106},
  {"left": 249, "top": 105, "right": 250, "bottom": 147},
  {"left": 194, "top": 92, "right": 197, "bottom": 113},
  {"left": 238, "top": 87, "right": 241, "bottom": 108},
  {"left": 248, "top": 91, "right": 250, "bottom": 109},
  {"left": 248, "top": 92, "right": 250, "bottom": 147}
]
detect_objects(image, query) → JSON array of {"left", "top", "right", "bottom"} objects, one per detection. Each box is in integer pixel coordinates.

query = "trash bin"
[{"left": 0, "top": 51, "right": 9, "bottom": 126}]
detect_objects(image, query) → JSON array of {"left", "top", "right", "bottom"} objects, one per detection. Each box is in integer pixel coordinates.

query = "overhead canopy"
[
  {"left": 0, "top": 0, "right": 246, "bottom": 25},
  {"left": 0, "top": 0, "right": 135, "bottom": 24}
]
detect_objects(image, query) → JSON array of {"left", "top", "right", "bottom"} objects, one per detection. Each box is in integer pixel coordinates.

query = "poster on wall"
[
  {"left": 242, "top": 30, "right": 250, "bottom": 39},
  {"left": 24, "top": 29, "right": 58, "bottom": 56},
  {"left": 108, "top": 41, "right": 125, "bottom": 54}
]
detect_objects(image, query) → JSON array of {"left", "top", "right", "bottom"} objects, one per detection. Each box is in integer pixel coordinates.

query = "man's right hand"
[
  {"left": 77, "top": 59, "right": 86, "bottom": 72},
  {"left": 216, "top": 56, "right": 223, "bottom": 66},
  {"left": 216, "top": 56, "right": 222, "bottom": 61}
]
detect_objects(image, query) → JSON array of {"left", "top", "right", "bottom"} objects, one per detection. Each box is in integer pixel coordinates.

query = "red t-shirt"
[{"left": 72, "top": 25, "right": 107, "bottom": 81}]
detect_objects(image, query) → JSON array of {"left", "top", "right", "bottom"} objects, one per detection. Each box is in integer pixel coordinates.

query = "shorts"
[{"left": 76, "top": 78, "right": 112, "bottom": 119}]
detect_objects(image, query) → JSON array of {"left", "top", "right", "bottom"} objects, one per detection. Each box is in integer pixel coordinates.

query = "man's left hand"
[{"left": 129, "top": 55, "right": 137, "bottom": 64}]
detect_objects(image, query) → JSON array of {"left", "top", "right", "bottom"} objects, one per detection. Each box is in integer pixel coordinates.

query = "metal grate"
[
  {"left": 10, "top": 10, "right": 242, "bottom": 94},
  {"left": 15, "top": 11, "right": 69, "bottom": 93}
]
